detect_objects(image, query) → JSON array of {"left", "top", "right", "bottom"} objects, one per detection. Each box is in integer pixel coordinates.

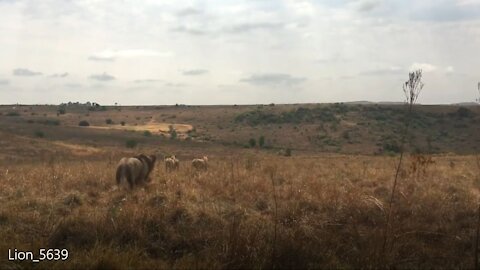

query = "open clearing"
[{"left": 84, "top": 122, "right": 194, "bottom": 137}]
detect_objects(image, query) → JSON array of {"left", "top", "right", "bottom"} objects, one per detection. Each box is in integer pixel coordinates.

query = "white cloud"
[
  {"left": 89, "top": 72, "right": 115, "bottom": 81},
  {"left": 0, "top": 0, "right": 478, "bottom": 104},
  {"left": 409, "top": 63, "right": 438, "bottom": 72},
  {"left": 13, "top": 68, "right": 42, "bottom": 76},
  {"left": 182, "top": 69, "right": 209, "bottom": 76},
  {"left": 350, "top": 0, "right": 383, "bottom": 12},
  {"left": 456, "top": 0, "right": 480, "bottom": 6},
  {"left": 88, "top": 49, "right": 173, "bottom": 61},
  {"left": 240, "top": 73, "right": 306, "bottom": 87}
]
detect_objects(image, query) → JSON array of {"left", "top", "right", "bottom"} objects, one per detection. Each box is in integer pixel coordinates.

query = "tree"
[
  {"left": 259, "top": 136, "right": 265, "bottom": 147},
  {"left": 249, "top": 138, "right": 256, "bottom": 148},
  {"left": 78, "top": 120, "right": 90, "bottom": 127},
  {"left": 125, "top": 139, "right": 138, "bottom": 148}
]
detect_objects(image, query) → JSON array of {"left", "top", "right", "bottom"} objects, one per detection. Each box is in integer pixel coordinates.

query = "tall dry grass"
[{"left": 0, "top": 153, "right": 478, "bottom": 269}]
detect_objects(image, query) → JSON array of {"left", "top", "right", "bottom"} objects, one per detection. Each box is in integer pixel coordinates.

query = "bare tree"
[{"left": 381, "top": 70, "right": 424, "bottom": 261}]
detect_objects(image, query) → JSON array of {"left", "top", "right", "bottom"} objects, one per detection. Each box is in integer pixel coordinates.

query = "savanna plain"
[{"left": 0, "top": 103, "right": 479, "bottom": 269}]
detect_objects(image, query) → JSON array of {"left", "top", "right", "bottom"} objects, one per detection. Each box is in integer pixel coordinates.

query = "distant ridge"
[
  {"left": 345, "top": 101, "right": 405, "bottom": 105},
  {"left": 451, "top": 102, "right": 478, "bottom": 106},
  {"left": 344, "top": 101, "right": 373, "bottom": 105}
]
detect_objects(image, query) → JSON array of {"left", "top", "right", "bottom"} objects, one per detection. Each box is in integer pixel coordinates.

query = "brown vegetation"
[
  {"left": 0, "top": 151, "right": 478, "bottom": 269},
  {"left": 0, "top": 103, "right": 479, "bottom": 269}
]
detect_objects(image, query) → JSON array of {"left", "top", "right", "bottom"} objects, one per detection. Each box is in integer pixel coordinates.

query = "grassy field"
[{"left": 0, "top": 103, "right": 479, "bottom": 269}]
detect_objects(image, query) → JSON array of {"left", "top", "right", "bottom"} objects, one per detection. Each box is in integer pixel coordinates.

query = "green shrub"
[
  {"left": 169, "top": 125, "right": 177, "bottom": 140},
  {"left": 383, "top": 141, "right": 400, "bottom": 153},
  {"left": 121, "top": 121, "right": 126, "bottom": 126},
  {"left": 249, "top": 138, "right": 256, "bottom": 148},
  {"left": 6, "top": 111, "right": 20, "bottom": 117},
  {"left": 38, "top": 119, "right": 60, "bottom": 126},
  {"left": 143, "top": 130, "right": 152, "bottom": 137},
  {"left": 125, "top": 139, "right": 138, "bottom": 148},
  {"left": 34, "top": 131, "right": 44, "bottom": 138},
  {"left": 452, "top": 107, "right": 473, "bottom": 118},
  {"left": 235, "top": 106, "right": 336, "bottom": 126},
  {"left": 78, "top": 120, "right": 90, "bottom": 127},
  {"left": 259, "top": 136, "right": 265, "bottom": 147},
  {"left": 285, "top": 148, "right": 292, "bottom": 156},
  {"left": 57, "top": 106, "right": 66, "bottom": 115},
  {"left": 106, "top": 119, "right": 114, "bottom": 125}
]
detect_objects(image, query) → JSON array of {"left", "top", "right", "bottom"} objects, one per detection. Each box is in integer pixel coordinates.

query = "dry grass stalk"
[{"left": 382, "top": 70, "right": 424, "bottom": 261}]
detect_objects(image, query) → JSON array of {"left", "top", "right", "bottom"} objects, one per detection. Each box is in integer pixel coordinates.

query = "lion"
[
  {"left": 165, "top": 155, "right": 180, "bottom": 172},
  {"left": 116, "top": 154, "right": 157, "bottom": 189},
  {"left": 192, "top": 156, "right": 208, "bottom": 171}
]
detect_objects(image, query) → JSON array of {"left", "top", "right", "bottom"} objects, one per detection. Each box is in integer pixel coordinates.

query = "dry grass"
[{"left": 0, "top": 152, "right": 478, "bottom": 269}]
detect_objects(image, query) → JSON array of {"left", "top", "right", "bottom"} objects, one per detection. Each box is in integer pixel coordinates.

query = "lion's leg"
[{"left": 126, "top": 167, "right": 135, "bottom": 189}]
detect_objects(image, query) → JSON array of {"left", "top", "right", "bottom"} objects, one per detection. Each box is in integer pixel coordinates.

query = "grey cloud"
[
  {"left": 133, "top": 79, "right": 162, "bottom": 83},
  {"left": 49, "top": 72, "right": 69, "bottom": 78},
  {"left": 352, "top": 0, "right": 383, "bottom": 12},
  {"left": 359, "top": 67, "right": 404, "bottom": 76},
  {"left": 316, "top": 54, "right": 350, "bottom": 64},
  {"left": 65, "top": 83, "right": 82, "bottom": 88},
  {"left": 88, "top": 56, "right": 115, "bottom": 62},
  {"left": 0, "top": 79, "right": 9, "bottom": 85},
  {"left": 13, "top": 68, "right": 42, "bottom": 76},
  {"left": 176, "top": 8, "right": 203, "bottom": 17},
  {"left": 170, "top": 26, "right": 207, "bottom": 36},
  {"left": 240, "top": 73, "right": 306, "bottom": 87},
  {"left": 410, "top": 4, "right": 480, "bottom": 22},
  {"left": 171, "top": 22, "right": 284, "bottom": 36},
  {"left": 182, "top": 69, "right": 208, "bottom": 76},
  {"left": 89, "top": 72, "right": 115, "bottom": 81},
  {"left": 225, "top": 22, "right": 284, "bottom": 34},
  {"left": 339, "top": 75, "right": 355, "bottom": 80},
  {"left": 165, "top": 82, "right": 187, "bottom": 88}
]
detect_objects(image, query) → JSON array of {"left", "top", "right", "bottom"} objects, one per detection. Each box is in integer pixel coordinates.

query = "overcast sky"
[{"left": 0, "top": 0, "right": 479, "bottom": 105}]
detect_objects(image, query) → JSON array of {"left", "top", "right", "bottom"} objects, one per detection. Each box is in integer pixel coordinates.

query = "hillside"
[{"left": 0, "top": 103, "right": 478, "bottom": 158}]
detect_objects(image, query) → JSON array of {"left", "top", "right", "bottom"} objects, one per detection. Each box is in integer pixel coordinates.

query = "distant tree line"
[{"left": 58, "top": 101, "right": 107, "bottom": 115}]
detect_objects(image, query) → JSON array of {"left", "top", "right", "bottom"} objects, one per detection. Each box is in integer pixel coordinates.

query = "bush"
[
  {"left": 6, "top": 111, "right": 20, "bottom": 117},
  {"left": 259, "top": 136, "right": 265, "bottom": 147},
  {"left": 38, "top": 119, "right": 60, "bottom": 126},
  {"left": 454, "top": 107, "right": 473, "bottom": 118},
  {"left": 57, "top": 106, "right": 66, "bottom": 115},
  {"left": 249, "top": 138, "right": 256, "bottom": 148},
  {"left": 120, "top": 121, "right": 126, "bottom": 126},
  {"left": 125, "top": 139, "right": 138, "bottom": 148},
  {"left": 34, "top": 131, "right": 44, "bottom": 138},
  {"left": 143, "top": 131, "right": 152, "bottom": 137},
  {"left": 383, "top": 141, "right": 400, "bottom": 153},
  {"left": 285, "top": 148, "right": 292, "bottom": 157},
  {"left": 105, "top": 119, "right": 114, "bottom": 125},
  {"left": 78, "top": 120, "right": 90, "bottom": 127},
  {"left": 169, "top": 125, "right": 177, "bottom": 140},
  {"left": 235, "top": 106, "right": 337, "bottom": 126}
]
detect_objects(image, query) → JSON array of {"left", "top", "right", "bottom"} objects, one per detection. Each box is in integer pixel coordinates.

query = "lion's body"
[
  {"left": 116, "top": 154, "right": 156, "bottom": 188},
  {"left": 192, "top": 156, "right": 208, "bottom": 171}
]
